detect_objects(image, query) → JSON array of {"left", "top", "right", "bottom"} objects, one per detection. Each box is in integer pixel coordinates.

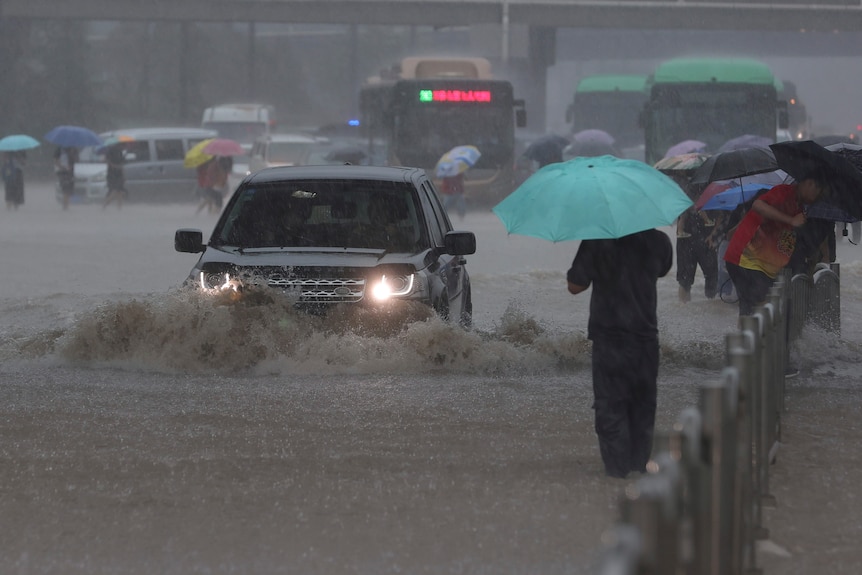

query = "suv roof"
[{"left": 246, "top": 164, "right": 426, "bottom": 185}]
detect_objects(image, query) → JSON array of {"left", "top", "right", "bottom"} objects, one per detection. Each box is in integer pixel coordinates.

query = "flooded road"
[{"left": 1, "top": 181, "right": 861, "bottom": 573}]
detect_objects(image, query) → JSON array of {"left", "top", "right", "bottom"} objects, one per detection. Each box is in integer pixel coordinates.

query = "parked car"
[
  {"left": 175, "top": 164, "right": 475, "bottom": 325},
  {"left": 60, "top": 127, "right": 217, "bottom": 204}
]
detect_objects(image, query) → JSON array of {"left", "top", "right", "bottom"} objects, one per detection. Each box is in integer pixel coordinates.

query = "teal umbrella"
[
  {"left": 0, "top": 134, "right": 40, "bottom": 151},
  {"left": 493, "top": 155, "right": 693, "bottom": 242}
]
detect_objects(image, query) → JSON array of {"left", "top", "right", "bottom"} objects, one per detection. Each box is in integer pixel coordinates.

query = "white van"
[
  {"left": 201, "top": 103, "right": 275, "bottom": 151},
  {"left": 66, "top": 127, "right": 217, "bottom": 203}
]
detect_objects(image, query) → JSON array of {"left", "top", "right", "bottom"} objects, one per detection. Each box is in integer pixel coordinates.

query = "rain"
[{"left": 1, "top": 4, "right": 862, "bottom": 574}]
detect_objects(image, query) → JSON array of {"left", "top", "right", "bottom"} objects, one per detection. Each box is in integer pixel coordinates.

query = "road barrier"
[{"left": 598, "top": 264, "right": 840, "bottom": 574}]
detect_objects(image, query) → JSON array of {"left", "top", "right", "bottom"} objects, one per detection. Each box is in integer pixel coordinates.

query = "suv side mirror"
[
  {"left": 444, "top": 230, "right": 476, "bottom": 256},
  {"left": 175, "top": 228, "right": 205, "bottom": 253}
]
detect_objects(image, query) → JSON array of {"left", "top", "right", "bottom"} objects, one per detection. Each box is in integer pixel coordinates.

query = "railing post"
[
  {"left": 753, "top": 305, "right": 778, "bottom": 509},
  {"left": 669, "top": 407, "right": 706, "bottom": 575},
  {"left": 700, "top": 372, "right": 738, "bottom": 575},
  {"left": 596, "top": 524, "right": 642, "bottom": 575},
  {"left": 620, "top": 469, "right": 681, "bottom": 575},
  {"left": 739, "top": 314, "right": 769, "bottom": 540},
  {"left": 726, "top": 331, "right": 761, "bottom": 574}
]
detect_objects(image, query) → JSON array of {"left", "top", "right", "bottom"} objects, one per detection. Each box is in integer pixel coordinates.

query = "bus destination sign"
[{"left": 419, "top": 90, "right": 492, "bottom": 103}]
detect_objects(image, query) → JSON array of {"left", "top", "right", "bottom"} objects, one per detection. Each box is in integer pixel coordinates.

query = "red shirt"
[
  {"left": 440, "top": 174, "right": 464, "bottom": 196},
  {"left": 724, "top": 184, "right": 801, "bottom": 278}
]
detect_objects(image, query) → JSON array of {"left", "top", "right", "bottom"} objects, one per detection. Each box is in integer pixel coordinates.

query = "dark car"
[{"left": 175, "top": 164, "right": 475, "bottom": 325}]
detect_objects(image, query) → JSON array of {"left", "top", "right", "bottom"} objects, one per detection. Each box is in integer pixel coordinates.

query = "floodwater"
[{"left": 1, "top": 180, "right": 861, "bottom": 574}]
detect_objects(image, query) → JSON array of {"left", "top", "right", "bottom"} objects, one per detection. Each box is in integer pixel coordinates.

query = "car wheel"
[{"left": 459, "top": 284, "right": 473, "bottom": 329}]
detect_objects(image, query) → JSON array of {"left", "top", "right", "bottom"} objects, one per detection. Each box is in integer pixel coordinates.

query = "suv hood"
[{"left": 199, "top": 246, "right": 428, "bottom": 270}]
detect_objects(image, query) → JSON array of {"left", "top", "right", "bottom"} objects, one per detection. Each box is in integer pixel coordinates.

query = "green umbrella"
[{"left": 493, "top": 155, "right": 693, "bottom": 242}]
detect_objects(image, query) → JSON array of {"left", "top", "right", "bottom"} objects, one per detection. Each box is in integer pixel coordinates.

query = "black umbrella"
[
  {"left": 771, "top": 140, "right": 862, "bottom": 220},
  {"left": 522, "top": 134, "right": 569, "bottom": 167},
  {"left": 689, "top": 146, "right": 778, "bottom": 186},
  {"left": 825, "top": 142, "right": 862, "bottom": 171}
]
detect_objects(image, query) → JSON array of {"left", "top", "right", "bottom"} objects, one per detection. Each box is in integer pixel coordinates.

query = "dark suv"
[{"left": 175, "top": 165, "right": 475, "bottom": 325}]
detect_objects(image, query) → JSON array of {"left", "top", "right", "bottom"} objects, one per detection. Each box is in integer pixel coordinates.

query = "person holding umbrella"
[
  {"left": 436, "top": 145, "right": 481, "bottom": 221},
  {"left": 45, "top": 126, "right": 102, "bottom": 210},
  {"left": 566, "top": 229, "right": 673, "bottom": 479},
  {"left": 2, "top": 151, "right": 26, "bottom": 210},
  {"left": 0, "top": 134, "right": 39, "bottom": 210},
  {"left": 494, "top": 156, "right": 687, "bottom": 479},
  {"left": 724, "top": 173, "right": 829, "bottom": 317}
]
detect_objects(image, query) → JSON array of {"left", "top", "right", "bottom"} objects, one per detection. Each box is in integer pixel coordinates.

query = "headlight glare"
[
  {"left": 370, "top": 274, "right": 414, "bottom": 301},
  {"left": 198, "top": 271, "right": 241, "bottom": 293}
]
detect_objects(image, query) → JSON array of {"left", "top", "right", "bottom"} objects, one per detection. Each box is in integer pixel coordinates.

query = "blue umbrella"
[
  {"left": 699, "top": 182, "right": 772, "bottom": 211},
  {"left": 493, "top": 155, "right": 693, "bottom": 242},
  {"left": 44, "top": 125, "right": 103, "bottom": 148},
  {"left": 0, "top": 134, "right": 40, "bottom": 152},
  {"left": 436, "top": 145, "right": 481, "bottom": 178}
]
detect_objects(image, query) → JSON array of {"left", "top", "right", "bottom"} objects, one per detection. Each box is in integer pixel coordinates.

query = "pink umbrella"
[
  {"left": 202, "top": 138, "right": 245, "bottom": 156},
  {"left": 664, "top": 139, "right": 707, "bottom": 159}
]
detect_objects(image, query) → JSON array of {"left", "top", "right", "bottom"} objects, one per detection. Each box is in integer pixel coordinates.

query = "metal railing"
[{"left": 598, "top": 264, "right": 840, "bottom": 574}]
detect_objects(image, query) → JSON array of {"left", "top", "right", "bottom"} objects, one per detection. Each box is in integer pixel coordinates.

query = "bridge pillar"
[{"left": 527, "top": 26, "right": 555, "bottom": 133}]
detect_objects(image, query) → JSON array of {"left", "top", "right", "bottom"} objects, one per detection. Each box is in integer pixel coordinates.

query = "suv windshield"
[{"left": 214, "top": 179, "right": 425, "bottom": 252}]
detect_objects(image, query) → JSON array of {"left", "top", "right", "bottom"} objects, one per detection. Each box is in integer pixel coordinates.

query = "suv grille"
[{"left": 267, "top": 276, "right": 366, "bottom": 303}]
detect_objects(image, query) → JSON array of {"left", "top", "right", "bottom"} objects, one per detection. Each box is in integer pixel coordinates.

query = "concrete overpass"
[
  {"left": 3, "top": 0, "right": 862, "bottom": 32},
  {"left": 4, "top": 0, "right": 859, "bottom": 131}
]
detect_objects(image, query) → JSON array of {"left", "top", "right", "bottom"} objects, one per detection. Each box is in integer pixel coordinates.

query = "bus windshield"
[
  {"left": 392, "top": 104, "right": 512, "bottom": 169},
  {"left": 571, "top": 92, "right": 646, "bottom": 149},
  {"left": 645, "top": 84, "right": 776, "bottom": 160}
]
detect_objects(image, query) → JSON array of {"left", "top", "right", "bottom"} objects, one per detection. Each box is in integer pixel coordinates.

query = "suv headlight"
[
  {"left": 196, "top": 270, "right": 241, "bottom": 293},
  {"left": 370, "top": 273, "right": 415, "bottom": 301}
]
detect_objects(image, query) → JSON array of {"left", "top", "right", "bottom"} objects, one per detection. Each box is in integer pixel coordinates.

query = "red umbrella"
[{"left": 202, "top": 138, "right": 244, "bottom": 156}]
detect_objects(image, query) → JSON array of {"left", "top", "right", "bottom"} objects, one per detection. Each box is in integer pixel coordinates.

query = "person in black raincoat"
[{"left": 566, "top": 229, "right": 673, "bottom": 478}]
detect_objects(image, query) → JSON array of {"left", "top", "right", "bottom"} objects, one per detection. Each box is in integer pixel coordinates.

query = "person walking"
[
  {"left": 667, "top": 174, "right": 717, "bottom": 302},
  {"left": 676, "top": 204, "right": 718, "bottom": 302},
  {"left": 440, "top": 172, "right": 466, "bottom": 221},
  {"left": 102, "top": 144, "right": 128, "bottom": 210},
  {"left": 54, "top": 146, "right": 77, "bottom": 210},
  {"left": 2, "top": 151, "right": 25, "bottom": 210},
  {"left": 566, "top": 229, "right": 673, "bottom": 478},
  {"left": 194, "top": 158, "right": 216, "bottom": 215},
  {"left": 724, "top": 174, "right": 828, "bottom": 317}
]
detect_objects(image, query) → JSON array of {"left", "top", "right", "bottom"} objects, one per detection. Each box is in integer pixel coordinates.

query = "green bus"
[
  {"left": 641, "top": 57, "right": 788, "bottom": 165},
  {"left": 566, "top": 74, "right": 647, "bottom": 150}
]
